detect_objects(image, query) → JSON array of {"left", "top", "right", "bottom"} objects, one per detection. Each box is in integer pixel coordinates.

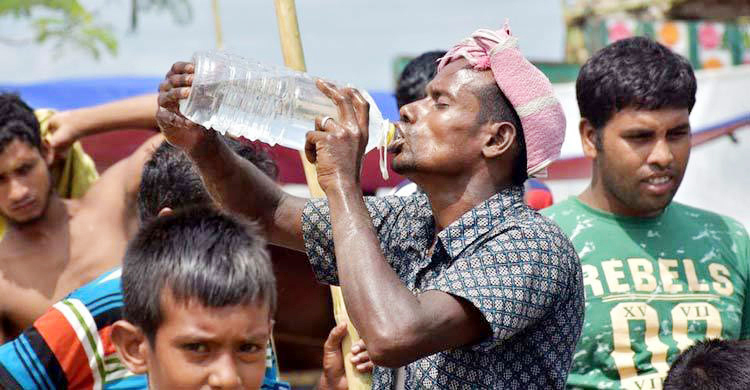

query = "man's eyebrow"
[
  {"left": 620, "top": 122, "right": 691, "bottom": 134},
  {"left": 426, "top": 85, "right": 454, "bottom": 100},
  {"left": 621, "top": 127, "right": 655, "bottom": 133},
  {"left": 668, "top": 123, "right": 691, "bottom": 132}
]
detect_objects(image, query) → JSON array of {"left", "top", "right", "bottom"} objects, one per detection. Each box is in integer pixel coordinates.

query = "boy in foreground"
[
  {"left": 113, "top": 207, "right": 277, "bottom": 390},
  {"left": 0, "top": 139, "right": 287, "bottom": 390}
]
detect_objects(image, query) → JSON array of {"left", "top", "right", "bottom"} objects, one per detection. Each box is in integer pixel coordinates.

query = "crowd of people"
[{"left": 0, "top": 21, "right": 748, "bottom": 390}]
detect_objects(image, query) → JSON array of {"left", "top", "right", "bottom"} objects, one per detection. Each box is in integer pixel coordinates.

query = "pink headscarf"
[{"left": 438, "top": 22, "right": 566, "bottom": 177}]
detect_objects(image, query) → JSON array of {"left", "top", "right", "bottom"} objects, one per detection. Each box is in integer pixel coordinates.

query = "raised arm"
[
  {"left": 304, "top": 82, "right": 491, "bottom": 367},
  {"left": 46, "top": 93, "right": 159, "bottom": 159},
  {"left": 155, "top": 62, "right": 307, "bottom": 251},
  {"left": 81, "top": 133, "right": 164, "bottom": 236}
]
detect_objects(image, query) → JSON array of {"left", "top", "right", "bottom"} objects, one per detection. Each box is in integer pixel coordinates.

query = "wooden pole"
[
  {"left": 211, "top": 0, "right": 224, "bottom": 49},
  {"left": 272, "top": 1, "right": 372, "bottom": 388}
]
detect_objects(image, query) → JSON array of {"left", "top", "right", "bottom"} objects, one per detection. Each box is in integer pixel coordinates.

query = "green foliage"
[
  {"left": 1, "top": 0, "right": 117, "bottom": 59},
  {"left": 130, "top": 0, "right": 192, "bottom": 31},
  {"left": 0, "top": 0, "right": 193, "bottom": 60}
]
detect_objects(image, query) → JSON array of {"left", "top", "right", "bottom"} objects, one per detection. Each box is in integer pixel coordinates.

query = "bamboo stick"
[
  {"left": 272, "top": 0, "right": 372, "bottom": 388},
  {"left": 211, "top": 0, "right": 224, "bottom": 49}
]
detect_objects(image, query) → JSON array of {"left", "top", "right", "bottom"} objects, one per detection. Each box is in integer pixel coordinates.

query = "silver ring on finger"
[{"left": 321, "top": 116, "right": 334, "bottom": 129}]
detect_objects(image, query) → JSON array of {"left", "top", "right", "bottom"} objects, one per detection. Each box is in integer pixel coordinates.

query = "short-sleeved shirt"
[
  {"left": 0, "top": 267, "right": 290, "bottom": 390},
  {"left": 302, "top": 186, "right": 584, "bottom": 389},
  {"left": 542, "top": 198, "right": 750, "bottom": 390}
]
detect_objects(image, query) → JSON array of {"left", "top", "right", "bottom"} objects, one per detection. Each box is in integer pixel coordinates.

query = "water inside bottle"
[
  {"left": 178, "top": 50, "right": 393, "bottom": 179},
  {"left": 181, "top": 78, "right": 339, "bottom": 150}
]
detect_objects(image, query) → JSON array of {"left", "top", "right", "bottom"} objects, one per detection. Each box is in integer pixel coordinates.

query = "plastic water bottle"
[{"left": 179, "top": 50, "right": 394, "bottom": 179}]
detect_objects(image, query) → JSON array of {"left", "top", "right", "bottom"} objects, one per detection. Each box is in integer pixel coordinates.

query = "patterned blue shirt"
[{"left": 302, "top": 186, "right": 585, "bottom": 389}]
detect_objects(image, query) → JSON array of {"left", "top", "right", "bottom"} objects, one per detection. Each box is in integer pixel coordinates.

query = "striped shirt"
[{"left": 0, "top": 268, "right": 289, "bottom": 390}]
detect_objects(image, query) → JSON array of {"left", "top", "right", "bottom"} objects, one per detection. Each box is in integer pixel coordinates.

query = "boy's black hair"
[
  {"left": 576, "top": 36, "right": 696, "bottom": 146},
  {"left": 0, "top": 93, "right": 42, "bottom": 153},
  {"left": 122, "top": 206, "right": 276, "bottom": 344},
  {"left": 136, "top": 137, "right": 278, "bottom": 224},
  {"left": 664, "top": 339, "right": 750, "bottom": 390},
  {"left": 396, "top": 50, "right": 447, "bottom": 108}
]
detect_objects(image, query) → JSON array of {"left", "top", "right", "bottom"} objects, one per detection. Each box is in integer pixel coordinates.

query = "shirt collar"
[{"left": 436, "top": 185, "right": 525, "bottom": 259}]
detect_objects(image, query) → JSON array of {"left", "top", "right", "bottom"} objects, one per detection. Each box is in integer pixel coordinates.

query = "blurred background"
[
  {"left": 0, "top": 0, "right": 567, "bottom": 88},
  {"left": 0, "top": 0, "right": 569, "bottom": 201},
  {"left": 1, "top": 1, "right": 749, "bottom": 386},
  {"left": 2, "top": 0, "right": 748, "bottom": 224}
]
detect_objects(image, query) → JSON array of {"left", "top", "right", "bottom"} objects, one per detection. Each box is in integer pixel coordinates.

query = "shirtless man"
[{"left": 0, "top": 93, "right": 161, "bottom": 341}]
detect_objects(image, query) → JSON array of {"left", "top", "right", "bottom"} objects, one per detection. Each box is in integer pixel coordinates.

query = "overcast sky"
[{"left": 1, "top": 0, "right": 566, "bottom": 90}]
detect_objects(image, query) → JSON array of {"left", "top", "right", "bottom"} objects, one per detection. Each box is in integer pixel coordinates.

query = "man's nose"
[
  {"left": 207, "top": 354, "right": 242, "bottom": 389},
  {"left": 8, "top": 178, "right": 30, "bottom": 202},
  {"left": 647, "top": 138, "right": 674, "bottom": 169},
  {"left": 399, "top": 100, "right": 419, "bottom": 124}
]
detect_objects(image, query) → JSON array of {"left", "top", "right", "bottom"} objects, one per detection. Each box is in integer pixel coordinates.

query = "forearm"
[
  {"left": 327, "top": 185, "right": 425, "bottom": 362},
  {"left": 188, "top": 134, "right": 306, "bottom": 250},
  {"left": 61, "top": 93, "right": 159, "bottom": 137}
]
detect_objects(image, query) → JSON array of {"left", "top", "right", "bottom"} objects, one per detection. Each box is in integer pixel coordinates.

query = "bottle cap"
[
  {"left": 386, "top": 123, "right": 396, "bottom": 146},
  {"left": 378, "top": 121, "right": 394, "bottom": 181}
]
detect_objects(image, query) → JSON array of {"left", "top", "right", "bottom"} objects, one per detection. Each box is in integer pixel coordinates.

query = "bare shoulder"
[{"left": 78, "top": 135, "right": 164, "bottom": 228}]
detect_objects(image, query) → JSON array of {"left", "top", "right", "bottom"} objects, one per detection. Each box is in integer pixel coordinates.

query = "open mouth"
[
  {"left": 646, "top": 176, "right": 670, "bottom": 185},
  {"left": 642, "top": 174, "right": 675, "bottom": 195}
]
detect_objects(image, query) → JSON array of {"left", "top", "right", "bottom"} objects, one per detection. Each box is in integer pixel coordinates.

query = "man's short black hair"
[
  {"left": 576, "top": 36, "right": 697, "bottom": 136},
  {"left": 0, "top": 93, "right": 42, "bottom": 154},
  {"left": 474, "top": 83, "right": 527, "bottom": 186},
  {"left": 396, "top": 50, "right": 447, "bottom": 108},
  {"left": 664, "top": 339, "right": 750, "bottom": 390},
  {"left": 136, "top": 137, "right": 278, "bottom": 225},
  {"left": 122, "top": 206, "right": 276, "bottom": 344}
]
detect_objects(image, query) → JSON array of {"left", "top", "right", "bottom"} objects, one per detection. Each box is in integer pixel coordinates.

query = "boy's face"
[
  {"left": 146, "top": 291, "right": 271, "bottom": 390},
  {"left": 0, "top": 139, "right": 53, "bottom": 224}
]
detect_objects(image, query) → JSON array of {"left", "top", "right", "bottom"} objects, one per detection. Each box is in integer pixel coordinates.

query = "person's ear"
[
  {"left": 111, "top": 320, "right": 150, "bottom": 375},
  {"left": 40, "top": 139, "right": 55, "bottom": 166},
  {"left": 580, "top": 118, "right": 599, "bottom": 159},
  {"left": 157, "top": 207, "right": 174, "bottom": 218},
  {"left": 482, "top": 122, "right": 516, "bottom": 159}
]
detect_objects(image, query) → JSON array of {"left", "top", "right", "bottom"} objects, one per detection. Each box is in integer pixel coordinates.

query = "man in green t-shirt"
[{"left": 541, "top": 37, "right": 750, "bottom": 390}]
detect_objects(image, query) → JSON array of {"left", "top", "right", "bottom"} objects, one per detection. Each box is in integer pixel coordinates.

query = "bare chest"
[{"left": 0, "top": 210, "right": 127, "bottom": 334}]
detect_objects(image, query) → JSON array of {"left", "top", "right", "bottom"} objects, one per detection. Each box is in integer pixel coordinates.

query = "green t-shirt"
[{"left": 542, "top": 197, "right": 750, "bottom": 390}]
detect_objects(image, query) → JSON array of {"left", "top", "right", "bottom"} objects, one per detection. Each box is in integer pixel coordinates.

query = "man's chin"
[
  {"left": 3, "top": 209, "right": 46, "bottom": 227},
  {"left": 391, "top": 161, "right": 415, "bottom": 176},
  {"left": 390, "top": 153, "right": 416, "bottom": 175},
  {"left": 636, "top": 194, "right": 676, "bottom": 217}
]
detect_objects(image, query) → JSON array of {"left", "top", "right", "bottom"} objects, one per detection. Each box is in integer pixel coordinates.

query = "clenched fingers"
[
  {"left": 167, "top": 62, "right": 195, "bottom": 77},
  {"left": 156, "top": 107, "right": 193, "bottom": 131},
  {"left": 304, "top": 130, "right": 322, "bottom": 164},
  {"left": 316, "top": 79, "right": 358, "bottom": 128},
  {"left": 345, "top": 88, "right": 370, "bottom": 140},
  {"left": 158, "top": 87, "right": 190, "bottom": 111},
  {"left": 324, "top": 322, "right": 349, "bottom": 352},
  {"left": 159, "top": 73, "right": 194, "bottom": 92},
  {"left": 350, "top": 339, "right": 373, "bottom": 373}
]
